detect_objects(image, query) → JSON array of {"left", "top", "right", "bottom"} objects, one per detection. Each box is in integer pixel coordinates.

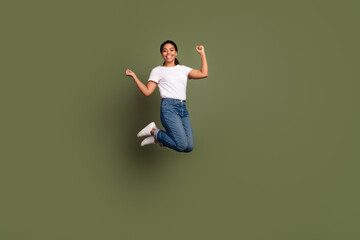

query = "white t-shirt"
[{"left": 148, "top": 64, "right": 193, "bottom": 100}]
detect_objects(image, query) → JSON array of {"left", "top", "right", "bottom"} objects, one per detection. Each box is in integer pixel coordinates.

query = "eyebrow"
[{"left": 163, "top": 48, "right": 174, "bottom": 50}]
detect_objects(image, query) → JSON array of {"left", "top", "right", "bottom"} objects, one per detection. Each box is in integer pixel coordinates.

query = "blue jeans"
[{"left": 154, "top": 98, "right": 194, "bottom": 152}]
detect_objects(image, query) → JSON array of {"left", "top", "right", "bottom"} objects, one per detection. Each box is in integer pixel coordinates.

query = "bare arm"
[
  {"left": 125, "top": 69, "right": 157, "bottom": 97},
  {"left": 188, "top": 45, "right": 208, "bottom": 79}
]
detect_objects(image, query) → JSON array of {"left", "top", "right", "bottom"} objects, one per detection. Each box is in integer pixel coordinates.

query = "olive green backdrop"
[{"left": 1, "top": 0, "right": 359, "bottom": 239}]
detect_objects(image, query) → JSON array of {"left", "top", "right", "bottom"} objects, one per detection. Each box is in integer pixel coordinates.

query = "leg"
[
  {"left": 156, "top": 108, "right": 188, "bottom": 152},
  {"left": 151, "top": 129, "right": 159, "bottom": 143},
  {"left": 181, "top": 109, "right": 194, "bottom": 152}
]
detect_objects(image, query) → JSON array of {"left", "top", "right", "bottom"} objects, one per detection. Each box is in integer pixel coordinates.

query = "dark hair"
[{"left": 160, "top": 40, "right": 180, "bottom": 65}]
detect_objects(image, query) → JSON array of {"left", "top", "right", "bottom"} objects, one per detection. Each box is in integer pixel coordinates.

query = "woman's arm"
[
  {"left": 188, "top": 45, "right": 208, "bottom": 79},
  {"left": 125, "top": 69, "right": 157, "bottom": 97}
]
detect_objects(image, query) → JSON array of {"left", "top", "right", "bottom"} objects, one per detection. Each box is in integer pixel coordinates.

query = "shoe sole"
[{"left": 140, "top": 136, "right": 155, "bottom": 146}]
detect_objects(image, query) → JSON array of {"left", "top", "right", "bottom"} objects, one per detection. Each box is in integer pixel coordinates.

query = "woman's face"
[{"left": 161, "top": 43, "right": 177, "bottom": 64}]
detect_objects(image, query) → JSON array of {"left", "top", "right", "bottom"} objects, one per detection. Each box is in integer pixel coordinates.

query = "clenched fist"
[
  {"left": 125, "top": 69, "right": 136, "bottom": 78},
  {"left": 195, "top": 45, "right": 205, "bottom": 55}
]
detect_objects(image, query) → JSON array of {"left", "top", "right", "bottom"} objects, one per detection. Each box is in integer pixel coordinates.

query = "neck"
[{"left": 163, "top": 62, "right": 177, "bottom": 67}]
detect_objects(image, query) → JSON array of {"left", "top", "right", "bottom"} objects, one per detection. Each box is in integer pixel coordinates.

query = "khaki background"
[{"left": 1, "top": 0, "right": 359, "bottom": 239}]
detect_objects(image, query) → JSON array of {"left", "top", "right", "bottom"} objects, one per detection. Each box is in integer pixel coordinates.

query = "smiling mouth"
[{"left": 166, "top": 56, "right": 173, "bottom": 59}]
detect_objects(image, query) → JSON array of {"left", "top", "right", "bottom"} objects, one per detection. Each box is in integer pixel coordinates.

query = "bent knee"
[
  {"left": 184, "top": 147, "right": 193, "bottom": 153},
  {"left": 184, "top": 143, "right": 194, "bottom": 153},
  {"left": 175, "top": 139, "right": 193, "bottom": 153},
  {"left": 176, "top": 144, "right": 188, "bottom": 152}
]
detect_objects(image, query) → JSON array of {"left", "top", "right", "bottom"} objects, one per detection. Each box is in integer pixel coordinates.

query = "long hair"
[{"left": 160, "top": 40, "right": 180, "bottom": 65}]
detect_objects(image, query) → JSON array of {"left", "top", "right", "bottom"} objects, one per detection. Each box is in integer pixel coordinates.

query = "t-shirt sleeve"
[
  {"left": 182, "top": 65, "right": 193, "bottom": 79},
  {"left": 148, "top": 68, "right": 160, "bottom": 83}
]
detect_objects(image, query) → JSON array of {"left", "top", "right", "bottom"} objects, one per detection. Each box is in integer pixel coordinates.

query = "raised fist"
[
  {"left": 125, "top": 69, "right": 135, "bottom": 77},
  {"left": 195, "top": 45, "right": 205, "bottom": 54}
]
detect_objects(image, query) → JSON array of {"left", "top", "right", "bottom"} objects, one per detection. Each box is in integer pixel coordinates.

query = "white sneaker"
[
  {"left": 137, "top": 122, "right": 156, "bottom": 138},
  {"left": 140, "top": 136, "right": 155, "bottom": 146}
]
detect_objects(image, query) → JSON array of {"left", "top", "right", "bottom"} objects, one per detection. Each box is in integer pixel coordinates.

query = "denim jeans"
[{"left": 154, "top": 98, "right": 194, "bottom": 152}]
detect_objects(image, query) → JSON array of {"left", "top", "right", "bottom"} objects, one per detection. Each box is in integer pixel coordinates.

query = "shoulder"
[
  {"left": 152, "top": 65, "right": 162, "bottom": 70},
  {"left": 177, "top": 65, "right": 193, "bottom": 76},
  {"left": 178, "top": 64, "right": 193, "bottom": 70},
  {"left": 150, "top": 66, "right": 162, "bottom": 73}
]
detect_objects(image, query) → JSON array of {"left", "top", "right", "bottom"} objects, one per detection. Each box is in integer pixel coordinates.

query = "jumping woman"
[{"left": 125, "top": 40, "right": 208, "bottom": 152}]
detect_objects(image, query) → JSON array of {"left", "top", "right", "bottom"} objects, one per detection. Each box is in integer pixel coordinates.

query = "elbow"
[
  {"left": 202, "top": 70, "right": 208, "bottom": 78},
  {"left": 143, "top": 91, "right": 151, "bottom": 97}
]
